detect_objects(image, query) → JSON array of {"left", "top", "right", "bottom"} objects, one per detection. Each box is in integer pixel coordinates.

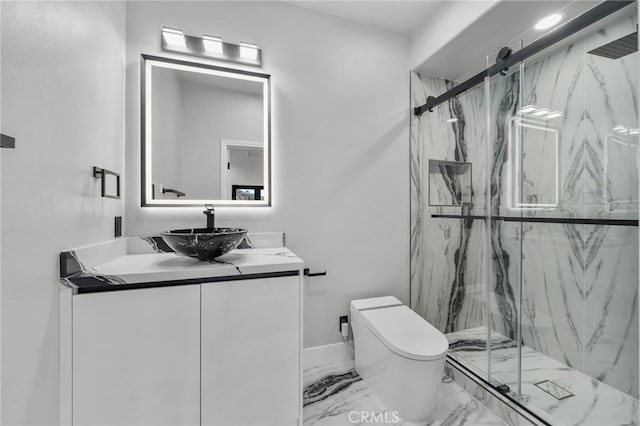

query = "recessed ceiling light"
[
  {"left": 162, "top": 27, "right": 186, "bottom": 47},
  {"left": 446, "top": 118, "right": 458, "bottom": 123},
  {"left": 535, "top": 13, "right": 563, "bottom": 31},
  {"left": 629, "top": 128, "right": 640, "bottom": 135}
]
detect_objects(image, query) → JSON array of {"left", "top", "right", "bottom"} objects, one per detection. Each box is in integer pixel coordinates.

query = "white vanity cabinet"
[
  {"left": 72, "top": 285, "right": 201, "bottom": 426},
  {"left": 201, "top": 276, "right": 300, "bottom": 426},
  {"left": 66, "top": 275, "right": 302, "bottom": 426},
  {"left": 61, "top": 242, "right": 303, "bottom": 426}
]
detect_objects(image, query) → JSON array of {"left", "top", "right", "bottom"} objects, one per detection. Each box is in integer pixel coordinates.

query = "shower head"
[{"left": 587, "top": 31, "right": 638, "bottom": 59}]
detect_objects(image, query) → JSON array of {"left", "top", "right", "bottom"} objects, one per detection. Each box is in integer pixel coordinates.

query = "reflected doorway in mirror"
[{"left": 220, "top": 139, "right": 264, "bottom": 200}]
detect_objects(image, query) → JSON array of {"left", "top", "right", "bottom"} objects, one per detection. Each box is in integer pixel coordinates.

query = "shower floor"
[{"left": 446, "top": 327, "right": 639, "bottom": 426}]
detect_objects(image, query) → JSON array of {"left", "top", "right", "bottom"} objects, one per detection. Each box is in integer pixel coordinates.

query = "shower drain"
[{"left": 534, "top": 380, "right": 575, "bottom": 400}]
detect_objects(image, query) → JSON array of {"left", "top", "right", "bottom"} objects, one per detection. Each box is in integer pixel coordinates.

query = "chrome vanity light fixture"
[
  {"left": 203, "top": 35, "right": 223, "bottom": 54},
  {"left": 161, "top": 27, "right": 186, "bottom": 48},
  {"left": 161, "top": 27, "right": 262, "bottom": 67},
  {"left": 239, "top": 42, "right": 259, "bottom": 60}
]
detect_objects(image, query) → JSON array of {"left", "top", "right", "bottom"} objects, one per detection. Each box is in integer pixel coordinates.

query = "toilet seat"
[
  {"left": 350, "top": 296, "right": 403, "bottom": 311},
  {"left": 359, "top": 305, "right": 449, "bottom": 361}
]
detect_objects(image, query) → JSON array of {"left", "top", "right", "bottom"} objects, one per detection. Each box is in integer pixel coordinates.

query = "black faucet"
[{"left": 204, "top": 204, "right": 215, "bottom": 230}]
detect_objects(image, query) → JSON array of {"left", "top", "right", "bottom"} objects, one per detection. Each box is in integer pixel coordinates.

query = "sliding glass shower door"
[
  {"left": 486, "top": 66, "right": 523, "bottom": 400},
  {"left": 410, "top": 3, "right": 638, "bottom": 425},
  {"left": 486, "top": 4, "right": 639, "bottom": 424}
]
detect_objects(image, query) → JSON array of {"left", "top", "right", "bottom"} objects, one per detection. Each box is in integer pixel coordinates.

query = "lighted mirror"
[{"left": 141, "top": 54, "right": 271, "bottom": 206}]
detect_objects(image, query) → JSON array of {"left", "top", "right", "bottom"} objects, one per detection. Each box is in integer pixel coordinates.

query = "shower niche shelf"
[{"left": 428, "top": 160, "right": 472, "bottom": 207}]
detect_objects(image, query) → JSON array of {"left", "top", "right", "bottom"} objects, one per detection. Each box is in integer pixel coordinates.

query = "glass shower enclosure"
[{"left": 410, "top": 2, "right": 639, "bottom": 425}]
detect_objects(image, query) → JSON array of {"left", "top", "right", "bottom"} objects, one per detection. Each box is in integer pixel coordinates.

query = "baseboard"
[{"left": 303, "top": 342, "right": 353, "bottom": 369}]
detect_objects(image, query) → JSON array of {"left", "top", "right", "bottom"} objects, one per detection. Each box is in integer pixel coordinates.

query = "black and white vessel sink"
[{"left": 161, "top": 228, "right": 247, "bottom": 261}]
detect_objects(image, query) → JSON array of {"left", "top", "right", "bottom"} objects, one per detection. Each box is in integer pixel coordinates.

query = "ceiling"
[
  {"left": 288, "top": 0, "right": 442, "bottom": 36},
  {"left": 286, "top": 0, "right": 606, "bottom": 81},
  {"left": 416, "top": 0, "right": 602, "bottom": 81}
]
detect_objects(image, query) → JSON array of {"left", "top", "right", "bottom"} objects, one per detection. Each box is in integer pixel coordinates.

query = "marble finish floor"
[
  {"left": 303, "top": 357, "right": 507, "bottom": 426},
  {"left": 447, "top": 327, "right": 639, "bottom": 426}
]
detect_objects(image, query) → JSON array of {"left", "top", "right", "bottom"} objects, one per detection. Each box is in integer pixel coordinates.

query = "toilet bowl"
[{"left": 350, "top": 296, "right": 449, "bottom": 422}]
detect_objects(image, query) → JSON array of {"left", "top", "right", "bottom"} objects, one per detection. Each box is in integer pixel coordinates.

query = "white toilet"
[{"left": 350, "top": 296, "right": 449, "bottom": 422}]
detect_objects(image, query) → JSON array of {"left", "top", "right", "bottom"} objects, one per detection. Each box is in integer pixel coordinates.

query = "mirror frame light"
[{"left": 140, "top": 54, "right": 271, "bottom": 207}]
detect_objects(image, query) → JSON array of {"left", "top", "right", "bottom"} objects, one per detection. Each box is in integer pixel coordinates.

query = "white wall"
[
  {"left": 125, "top": 1, "right": 410, "bottom": 348},
  {"left": 0, "top": 2, "right": 125, "bottom": 424},
  {"left": 409, "top": 0, "right": 498, "bottom": 74}
]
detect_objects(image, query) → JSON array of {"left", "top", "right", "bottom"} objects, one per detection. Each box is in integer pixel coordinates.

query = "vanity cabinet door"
[
  {"left": 201, "top": 276, "right": 300, "bottom": 426},
  {"left": 72, "top": 285, "right": 200, "bottom": 426}
]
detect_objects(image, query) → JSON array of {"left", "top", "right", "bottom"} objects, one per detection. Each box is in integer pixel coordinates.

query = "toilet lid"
[{"left": 360, "top": 305, "right": 449, "bottom": 361}]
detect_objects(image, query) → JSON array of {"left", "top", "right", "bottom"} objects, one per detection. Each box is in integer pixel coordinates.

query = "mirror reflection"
[{"left": 142, "top": 55, "right": 270, "bottom": 206}]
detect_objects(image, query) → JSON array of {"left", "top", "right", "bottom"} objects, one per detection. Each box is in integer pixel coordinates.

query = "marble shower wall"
[
  {"left": 410, "top": 73, "right": 487, "bottom": 334},
  {"left": 411, "top": 11, "right": 638, "bottom": 399}
]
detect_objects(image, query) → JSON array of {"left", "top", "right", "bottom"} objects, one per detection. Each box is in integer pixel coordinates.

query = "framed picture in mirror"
[{"left": 231, "top": 185, "right": 264, "bottom": 201}]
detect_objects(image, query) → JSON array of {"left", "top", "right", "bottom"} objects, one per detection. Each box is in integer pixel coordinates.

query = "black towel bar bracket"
[
  {"left": 93, "top": 167, "right": 121, "bottom": 199},
  {"left": 304, "top": 268, "right": 327, "bottom": 277},
  {"left": 1, "top": 133, "right": 15, "bottom": 149}
]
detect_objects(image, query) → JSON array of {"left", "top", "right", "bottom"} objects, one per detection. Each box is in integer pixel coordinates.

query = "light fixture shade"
[
  {"left": 239, "top": 42, "right": 259, "bottom": 60},
  {"left": 162, "top": 27, "right": 186, "bottom": 47},
  {"left": 203, "top": 35, "right": 223, "bottom": 54}
]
